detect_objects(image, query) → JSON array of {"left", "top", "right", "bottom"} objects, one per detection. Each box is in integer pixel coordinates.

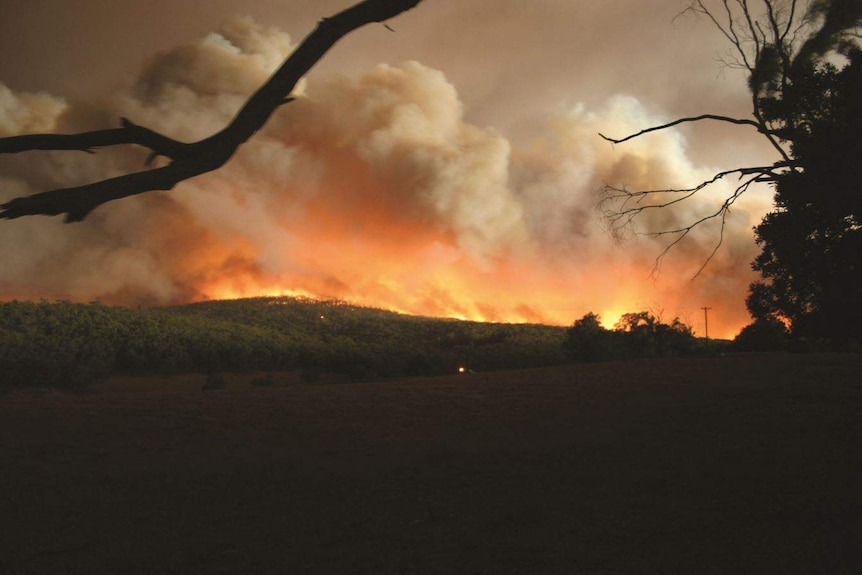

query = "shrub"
[
  {"left": 733, "top": 317, "right": 789, "bottom": 352},
  {"left": 564, "top": 311, "right": 698, "bottom": 363},
  {"left": 250, "top": 373, "right": 276, "bottom": 387},
  {"left": 202, "top": 372, "right": 227, "bottom": 391},
  {"left": 0, "top": 302, "right": 115, "bottom": 388},
  {"left": 563, "top": 313, "right": 617, "bottom": 362}
]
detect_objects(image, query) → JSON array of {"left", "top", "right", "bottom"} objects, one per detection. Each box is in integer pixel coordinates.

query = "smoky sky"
[{"left": 0, "top": 1, "right": 780, "bottom": 337}]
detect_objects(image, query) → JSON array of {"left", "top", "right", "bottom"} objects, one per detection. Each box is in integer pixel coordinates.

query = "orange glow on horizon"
[
  {"left": 0, "top": 27, "right": 769, "bottom": 352},
  {"left": 200, "top": 279, "right": 745, "bottom": 339},
  {"left": 195, "top": 216, "right": 749, "bottom": 340},
  {"left": 183, "top": 165, "right": 751, "bottom": 340}
]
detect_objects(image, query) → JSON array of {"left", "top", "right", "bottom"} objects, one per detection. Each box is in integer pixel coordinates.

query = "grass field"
[{"left": 1, "top": 353, "right": 860, "bottom": 574}]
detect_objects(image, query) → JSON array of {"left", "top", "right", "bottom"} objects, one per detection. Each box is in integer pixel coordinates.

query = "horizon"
[
  {"left": 0, "top": 293, "right": 738, "bottom": 340},
  {"left": 0, "top": 1, "right": 775, "bottom": 341}
]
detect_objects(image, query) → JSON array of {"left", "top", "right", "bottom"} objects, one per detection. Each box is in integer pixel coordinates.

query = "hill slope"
[{"left": 0, "top": 297, "right": 569, "bottom": 387}]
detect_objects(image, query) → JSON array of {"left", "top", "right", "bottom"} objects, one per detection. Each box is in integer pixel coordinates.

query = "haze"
[{"left": 0, "top": 0, "right": 780, "bottom": 338}]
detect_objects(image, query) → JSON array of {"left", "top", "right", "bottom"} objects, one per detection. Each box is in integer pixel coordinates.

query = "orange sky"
[{"left": 0, "top": 1, "right": 781, "bottom": 339}]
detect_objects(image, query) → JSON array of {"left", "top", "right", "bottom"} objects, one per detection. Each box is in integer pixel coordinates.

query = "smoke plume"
[{"left": 0, "top": 17, "right": 769, "bottom": 338}]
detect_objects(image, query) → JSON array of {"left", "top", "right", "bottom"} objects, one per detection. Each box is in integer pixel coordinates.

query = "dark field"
[{"left": 2, "top": 354, "right": 860, "bottom": 574}]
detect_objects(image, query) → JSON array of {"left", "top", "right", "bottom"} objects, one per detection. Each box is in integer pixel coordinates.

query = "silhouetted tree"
[
  {"left": 615, "top": 311, "right": 696, "bottom": 357},
  {"left": 564, "top": 312, "right": 615, "bottom": 362},
  {"left": 748, "top": 48, "right": 862, "bottom": 346},
  {"left": 600, "top": 0, "right": 861, "bottom": 345},
  {"left": 733, "top": 316, "right": 789, "bottom": 351},
  {"left": 0, "top": 0, "right": 423, "bottom": 222},
  {"left": 615, "top": 312, "right": 659, "bottom": 357},
  {"left": 564, "top": 310, "right": 696, "bottom": 362}
]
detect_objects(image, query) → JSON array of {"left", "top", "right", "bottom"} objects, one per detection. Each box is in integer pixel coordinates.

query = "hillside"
[{"left": 0, "top": 297, "right": 569, "bottom": 387}]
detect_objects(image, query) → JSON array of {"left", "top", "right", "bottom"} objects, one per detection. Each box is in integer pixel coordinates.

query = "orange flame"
[{"left": 193, "top": 188, "right": 751, "bottom": 340}]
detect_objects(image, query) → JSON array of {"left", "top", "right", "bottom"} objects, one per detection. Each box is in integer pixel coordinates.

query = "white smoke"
[
  {"left": 0, "top": 84, "right": 67, "bottom": 137},
  {"left": 0, "top": 17, "right": 769, "bottom": 336}
]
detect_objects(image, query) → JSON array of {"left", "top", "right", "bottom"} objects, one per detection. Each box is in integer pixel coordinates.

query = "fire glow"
[
  {"left": 195, "top": 202, "right": 748, "bottom": 339},
  {"left": 0, "top": 17, "right": 766, "bottom": 341}
]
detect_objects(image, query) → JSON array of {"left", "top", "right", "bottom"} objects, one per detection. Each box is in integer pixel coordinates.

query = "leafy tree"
[
  {"left": 656, "top": 317, "right": 698, "bottom": 355},
  {"left": 616, "top": 311, "right": 696, "bottom": 358},
  {"left": 564, "top": 310, "right": 697, "bottom": 362},
  {"left": 733, "top": 316, "right": 790, "bottom": 352},
  {"left": 564, "top": 313, "right": 615, "bottom": 362},
  {"left": 0, "top": 301, "right": 117, "bottom": 387},
  {"left": 748, "top": 48, "right": 862, "bottom": 345},
  {"left": 601, "top": 0, "right": 861, "bottom": 346}
]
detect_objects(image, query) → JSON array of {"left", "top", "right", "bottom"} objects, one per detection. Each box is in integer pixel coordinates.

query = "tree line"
[
  {"left": 563, "top": 311, "right": 716, "bottom": 363},
  {"left": 0, "top": 298, "right": 570, "bottom": 388},
  {"left": 0, "top": 297, "right": 741, "bottom": 389}
]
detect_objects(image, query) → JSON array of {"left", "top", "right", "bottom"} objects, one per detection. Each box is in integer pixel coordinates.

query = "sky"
[{"left": 0, "top": 0, "right": 781, "bottom": 338}]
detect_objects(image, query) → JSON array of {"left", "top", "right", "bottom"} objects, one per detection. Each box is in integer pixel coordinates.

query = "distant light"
[
  {"left": 319, "top": 314, "right": 325, "bottom": 319},
  {"left": 458, "top": 366, "right": 466, "bottom": 373}
]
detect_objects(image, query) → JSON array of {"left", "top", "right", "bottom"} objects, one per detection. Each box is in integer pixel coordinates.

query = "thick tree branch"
[
  {"left": 1, "top": 156, "right": 231, "bottom": 223},
  {"left": 0, "top": 0, "right": 423, "bottom": 223},
  {"left": 598, "top": 113, "right": 765, "bottom": 144},
  {"left": 0, "top": 117, "right": 192, "bottom": 160}
]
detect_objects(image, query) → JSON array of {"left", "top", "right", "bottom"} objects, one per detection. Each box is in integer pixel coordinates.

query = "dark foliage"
[
  {"left": 733, "top": 317, "right": 790, "bottom": 352},
  {"left": 250, "top": 373, "right": 277, "bottom": 387},
  {"left": 202, "top": 372, "right": 227, "bottom": 391},
  {"left": 561, "top": 313, "right": 614, "bottom": 363},
  {"left": 601, "top": 1, "right": 861, "bottom": 350},
  {"left": 563, "top": 311, "right": 699, "bottom": 363},
  {"left": 748, "top": 48, "right": 862, "bottom": 347},
  {"left": 0, "top": 297, "right": 569, "bottom": 388},
  {"left": 0, "top": 301, "right": 117, "bottom": 388}
]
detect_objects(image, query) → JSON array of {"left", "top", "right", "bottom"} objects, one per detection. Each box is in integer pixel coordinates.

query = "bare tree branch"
[
  {"left": 601, "top": 159, "right": 794, "bottom": 277},
  {"left": 0, "top": 0, "right": 423, "bottom": 223},
  {"left": 605, "top": 170, "right": 762, "bottom": 278},
  {"left": 679, "top": 0, "right": 755, "bottom": 70},
  {"left": 601, "top": 164, "right": 791, "bottom": 229},
  {"left": 0, "top": 117, "right": 191, "bottom": 160},
  {"left": 602, "top": 0, "right": 859, "bottom": 281},
  {"left": 598, "top": 113, "right": 765, "bottom": 145},
  {"left": 600, "top": 0, "right": 808, "bottom": 278},
  {"left": 672, "top": 1, "right": 801, "bottom": 163},
  {"left": 646, "top": 172, "right": 759, "bottom": 277}
]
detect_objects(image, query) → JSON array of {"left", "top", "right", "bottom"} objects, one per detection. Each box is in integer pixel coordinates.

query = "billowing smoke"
[{"left": 0, "top": 17, "right": 769, "bottom": 338}]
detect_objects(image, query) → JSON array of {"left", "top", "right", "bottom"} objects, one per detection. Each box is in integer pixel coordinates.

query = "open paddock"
[{"left": 1, "top": 353, "right": 860, "bottom": 574}]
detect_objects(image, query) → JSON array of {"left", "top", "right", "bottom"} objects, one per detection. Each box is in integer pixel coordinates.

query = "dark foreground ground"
[{"left": 1, "top": 353, "right": 860, "bottom": 574}]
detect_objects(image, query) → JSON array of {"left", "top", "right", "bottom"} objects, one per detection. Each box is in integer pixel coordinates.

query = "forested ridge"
[{"left": 0, "top": 297, "right": 571, "bottom": 388}]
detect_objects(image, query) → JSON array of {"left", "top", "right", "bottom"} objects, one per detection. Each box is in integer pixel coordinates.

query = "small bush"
[
  {"left": 734, "top": 317, "right": 789, "bottom": 352},
  {"left": 563, "top": 313, "right": 616, "bottom": 363},
  {"left": 250, "top": 373, "right": 276, "bottom": 387},
  {"left": 202, "top": 372, "right": 227, "bottom": 391}
]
